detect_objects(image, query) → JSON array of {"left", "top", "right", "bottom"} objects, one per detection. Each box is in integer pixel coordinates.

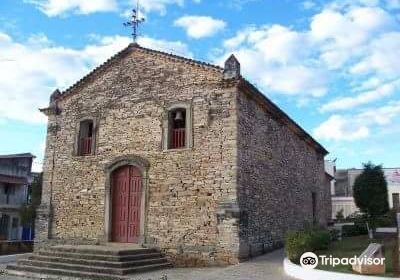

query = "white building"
[{"left": 331, "top": 167, "right": 400, "bottom": 219}]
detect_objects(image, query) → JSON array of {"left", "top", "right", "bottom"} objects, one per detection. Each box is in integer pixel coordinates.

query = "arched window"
[
  {"left": 78, "top": 120, "right": 95, "bottom": 156},
  {"left": 169, "top": 108, "right": 186, "bottom": 149}
]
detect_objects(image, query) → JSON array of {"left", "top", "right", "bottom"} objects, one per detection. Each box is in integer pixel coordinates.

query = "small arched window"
[
  {"left": 78, "top": 120, "right": 94, "bottom": 156},
  {"left": 168, "top": 108, "right": 186, "bottom": 149}
]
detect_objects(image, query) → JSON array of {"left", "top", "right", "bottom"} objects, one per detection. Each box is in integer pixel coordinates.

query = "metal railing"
[{"left": 171, "top": 128, "right": 185, "bottom": 149}]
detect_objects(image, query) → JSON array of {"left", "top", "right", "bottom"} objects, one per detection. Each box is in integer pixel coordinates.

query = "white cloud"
[
  {"left": 174, "top": 15, "right": 226, "bottom": 39},
  {"left": 307, "top": 5, "right": 397, "bottom": 75},
  {"left": 310, "top": 6, "right": 394, "bottom": 52},
  {"left": 26, "top": 0, "right": 189, "bottom": 17},
  {"left": 358, "top": 101, "right": 400, "bottom": 124},
  {"left": 24, "top": 0, "right": 118, "bottom": 16},
  {"left": 350, "top": 32, "right": 400, "bottom": 76},
  {"left": 0, "top": 32, "right": 190, "bottom": 124},
  {"left": 137, "top": 36, "right": 193, "bottom": 57},
  {"left": 137, "top": 0, "right": 184, "bottom": 15},
  {"left": 215, "top": 3, "right": 400, "bottom": 106},
  {"left": 321, "top": 79, "right": 400, "bottom": 111},
  {"left": 302, "top": 1, "right": 317, "bottom": 10},
  {"left": 314, "top": 115, "right": 370, "bottom": 141},
  {"left": 216, "top": 24, "right": 328, "bottom": 97},
  {"left": 386, "top": 0, "right": 400, "bottom": 9},
  {"left": 314, "top": 101, "right": 400, "bottom": 141},
  {"left": 227, "top": 0, "right": 259, "bottom": 10}
]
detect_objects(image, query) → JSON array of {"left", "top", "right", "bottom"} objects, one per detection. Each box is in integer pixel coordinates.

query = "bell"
[{"left": 174, "top": 110, "right": 184, "bottom": 121}]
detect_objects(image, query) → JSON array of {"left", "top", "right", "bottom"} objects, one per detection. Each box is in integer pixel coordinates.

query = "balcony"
[{"left": 0, "top": 195, "right": 27, "bottom": 209}]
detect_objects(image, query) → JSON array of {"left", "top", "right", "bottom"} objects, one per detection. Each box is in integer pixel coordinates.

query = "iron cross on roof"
[{"left": 124, "top": 2, "right": 145, "bottom": 43}]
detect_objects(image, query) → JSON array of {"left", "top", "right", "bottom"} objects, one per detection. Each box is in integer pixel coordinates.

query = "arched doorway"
[{"left": 111, "top": 165, "right": 142, "bottom": 243}]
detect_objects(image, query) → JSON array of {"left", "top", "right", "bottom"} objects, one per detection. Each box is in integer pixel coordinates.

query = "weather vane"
[{"left": 124, "top": 0, "right": 145, "bottom": 43}]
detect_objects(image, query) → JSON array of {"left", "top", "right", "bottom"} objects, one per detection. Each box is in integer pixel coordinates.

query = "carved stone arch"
[{"left": 104, "top": 155, "right": 150, "bottom": 244}]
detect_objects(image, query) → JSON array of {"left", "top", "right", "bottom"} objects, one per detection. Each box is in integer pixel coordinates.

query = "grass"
[{"left": 316, "top": 235, "right": 397, "bottom": 277}]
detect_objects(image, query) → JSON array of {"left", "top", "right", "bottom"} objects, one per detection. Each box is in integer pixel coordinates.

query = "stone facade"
[
  {"left": 36, "top": 43, "right": 329, "bottom": 266},
  {"left": 236, "top": 83, "right": 330, "bottom": 259}
]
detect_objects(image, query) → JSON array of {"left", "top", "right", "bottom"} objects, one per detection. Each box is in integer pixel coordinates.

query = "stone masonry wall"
[
  {"left": 36, "top": 46, "right": 240, "bottom": 266},
  {"left": 236, "top": 88, "right": 329, "bottom": 259}
]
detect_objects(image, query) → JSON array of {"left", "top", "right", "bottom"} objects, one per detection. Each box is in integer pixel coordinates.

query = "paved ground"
[{"left": 0, "top": 249, "right": 295, "bottom": 280}]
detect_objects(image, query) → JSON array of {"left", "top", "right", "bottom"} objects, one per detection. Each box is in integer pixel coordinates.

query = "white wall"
[{"left": 332, "top": 197, "right": 359, "bottom": 218}]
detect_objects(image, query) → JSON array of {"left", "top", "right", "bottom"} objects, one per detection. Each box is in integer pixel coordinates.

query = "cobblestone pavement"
[{"left": 0, "top": 249, "right": 295, "bottom": 280}]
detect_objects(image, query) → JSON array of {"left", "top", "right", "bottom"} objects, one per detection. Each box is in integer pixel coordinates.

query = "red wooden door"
[{"left": 111, "top": 166, "right": 142, "bottom": 243}]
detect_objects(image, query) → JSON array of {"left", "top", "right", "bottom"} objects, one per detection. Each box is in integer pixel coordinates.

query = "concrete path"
[{"left": 0, "top": 249, "right": 295, "bottom": 280}]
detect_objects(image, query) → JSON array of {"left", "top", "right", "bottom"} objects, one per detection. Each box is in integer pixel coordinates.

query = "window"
[
  {"left": 4, "top": 184, "right": 15, "bottom": 204},
  {"left": 163, "top": 103, "right": 192, "bottom": 151},
  {"left": 10, "top": 217, "right": 18, "bottom": 240},
  {"left": 393, "top": 193, "right": 400, "bottom": 210},
  {"left": 312, "top": 192, "right": 317, "bottom": 225},
  {"left": 78, "top": 120, "right": 94, "bottom": 156},
  {"left": 0, "top": 215, "right": 9, "bottom": 240},
  {"left": 168, "top": 108, "right": 186, "bottom": 149}
]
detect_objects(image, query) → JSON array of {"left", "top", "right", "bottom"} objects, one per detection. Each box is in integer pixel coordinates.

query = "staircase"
[{"left": 7, "top": 244, "right": 171, "bottom": 279}]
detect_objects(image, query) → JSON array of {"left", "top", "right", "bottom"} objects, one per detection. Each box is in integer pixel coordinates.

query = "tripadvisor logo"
[
  {"left": 299, "top": 252, "right": 385, "bottom": 269},
  {"left": 300, "top": 252, "right": 318, "bottom": 269}
]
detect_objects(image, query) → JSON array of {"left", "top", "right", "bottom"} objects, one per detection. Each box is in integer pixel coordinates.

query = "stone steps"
[
  {"left": 7, "top": 263, "right": 171, "bottom": 280},
  {"left": 30, "top": 254, "right": 167, "bottom": 268},
  {"left": 18, "top": 258, "right": 169, "bottom": 274},
  {"left": 49, "top": 245, "right": 156, "bottom": 255},
  {"left": 7, "top": 245, "right": 171, "bottom": 279},
  {"left": 37, "top": 250, "right": 163, "bottom": 262}
]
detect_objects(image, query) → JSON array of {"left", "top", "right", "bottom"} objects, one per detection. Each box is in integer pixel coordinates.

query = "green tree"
[
  {"left": 353, "top": 162, "right": 389, "bottom": 228},
  {"left": 19, "top": 173, "right": 42, "bottom": 227}
]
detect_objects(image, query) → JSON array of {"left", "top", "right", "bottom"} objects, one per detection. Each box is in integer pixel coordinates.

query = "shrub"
[
  {"left": 329, "top": 228, "right": 340, "bottom": 241},
  {"left": 285, "top": 229, "right": 332, "bottom": 263},
  {"left": 345, "top": 211, "right": 365, "bottom": 221},
  {"left": 342, "top": 224, "right": 368, "bottom": 237},
  {"left": 374, "top": 209, "right": 397, "bottom": 227},
  {"left": 311, "top": 230, "right": 331, "bottom": 250},
  {"left": 285, "top": 231, "right": 314, "bottom": 263}
]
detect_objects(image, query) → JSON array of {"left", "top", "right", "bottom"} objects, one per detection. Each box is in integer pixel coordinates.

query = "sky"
[{"left": 0, "top": 0, "right": 399, "bottom": 171}]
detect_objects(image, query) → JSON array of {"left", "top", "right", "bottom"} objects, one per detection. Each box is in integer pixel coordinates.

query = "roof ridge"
[
  {"left": 58, "top": 43, "right": 223, "bottom": 101},
  {"left": 133, "top": 44, "right": 223, "bottom": 71}
]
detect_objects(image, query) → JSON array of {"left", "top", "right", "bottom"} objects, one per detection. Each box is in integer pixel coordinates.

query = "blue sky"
[{"left": 0, "top": 0, "right": 399, "bottom": 171}]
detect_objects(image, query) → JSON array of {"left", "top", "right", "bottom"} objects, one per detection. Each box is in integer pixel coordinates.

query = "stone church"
[{"left": 35, "top": 43, "right": 330, "bottom": 266}]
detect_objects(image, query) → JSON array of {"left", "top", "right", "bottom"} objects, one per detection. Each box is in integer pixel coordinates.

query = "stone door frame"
[{"left": 104, "top": 155, "right": 150, "bottom": 244}]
